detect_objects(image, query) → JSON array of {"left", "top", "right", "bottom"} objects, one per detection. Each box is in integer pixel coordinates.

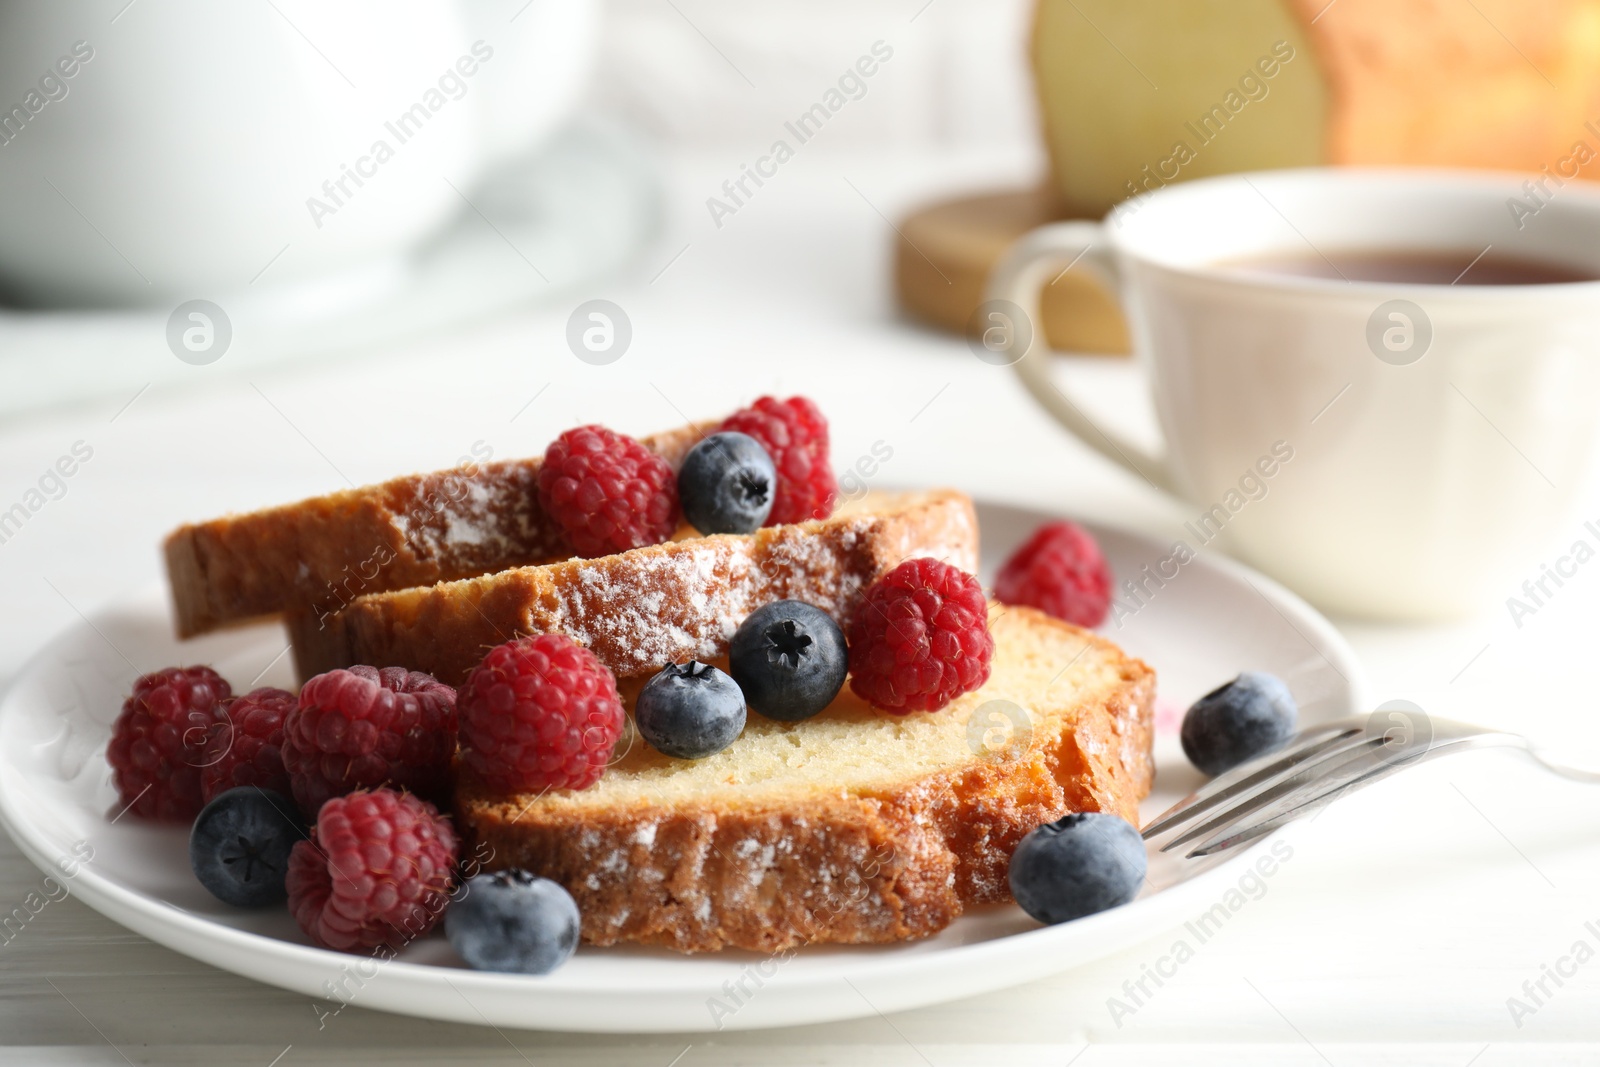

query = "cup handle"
[{"left": 987, "top": 221, "right": 1177, "bottom": 495}]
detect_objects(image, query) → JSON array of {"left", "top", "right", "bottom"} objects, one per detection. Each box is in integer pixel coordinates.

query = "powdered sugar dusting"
[
  {"left": 523, "top": 501, "right": 976, "bottom": 674},
  {"left": 431, "top": 480, "right": 521, "bottom": 555},
  {"left": 385, "top": 473, "right": 533, "bottom": 562}
]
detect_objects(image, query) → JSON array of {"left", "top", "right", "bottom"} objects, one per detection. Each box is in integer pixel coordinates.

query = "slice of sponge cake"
[
  {"left": 456, "top": 605, "right": 1155, "bottom": 953},
  {"left": 292, "top": 489, "right": 978, "bottom": 685},
  {"left": 164, "top": 422, "right": 712, "bottom": 637}
]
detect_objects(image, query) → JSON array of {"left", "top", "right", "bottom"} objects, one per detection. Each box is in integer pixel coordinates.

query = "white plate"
[{"left": 0, "top": 500, "right": 1365, "bottom": 1033}]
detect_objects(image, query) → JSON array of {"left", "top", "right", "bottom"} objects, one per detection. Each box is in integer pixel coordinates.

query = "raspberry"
[
  {"left": 994, "top": 521, "right": 1112, "bottom": 628},
  {"left": 286, "top": 789, "right": 458, "bottom": 952},
  {"left": 847, "top": 558, "right": 993, "bottom": 714},
  {"left": 200, "top": 687, "right": 294, "bottom": 804},
  {"left": 537, "top": 425, "right": 679, "bottom": 557},
  {"left": 282, "top": 666, "right": 457, "bottom": 817},
  {"left": 106, "top": 666, "right": 232, "bottom": 822},
  {"left": 458, "top": 634, "right": 625, "bottom": 793},
  {"left": 719, "top": 396, "right": 837, "bottom": 525}
]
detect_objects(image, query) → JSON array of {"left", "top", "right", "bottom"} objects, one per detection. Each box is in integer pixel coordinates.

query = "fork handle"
[{"left": 1524, "top": 746, "right": 1600, "bottom": 784}]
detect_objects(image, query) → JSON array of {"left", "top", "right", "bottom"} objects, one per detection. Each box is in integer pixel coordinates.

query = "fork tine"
[
  {"left": 1141, "top": 719, "right": 1364, "bottom": 839},
  {"left": 1183, "top": 743, "right": 1411, "bottom": 857},
  {"left": 1155, "top": 735, "right": 1387, "bottom": 852},
  {"left": 1182, "top": 817, "right": 1280, "bottom": 860}
]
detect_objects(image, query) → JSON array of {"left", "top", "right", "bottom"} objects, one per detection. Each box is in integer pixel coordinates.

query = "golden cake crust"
[
  {"left": 1286, "top": 0, "right": 1600, "bottom": 174},
  {"left": 456, "top": 608, "right": 1155, "bottom": 953}
]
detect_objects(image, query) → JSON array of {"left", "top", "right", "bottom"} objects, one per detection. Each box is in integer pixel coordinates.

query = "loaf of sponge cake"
[{"left": 1033, "top": 0, "right": 1600, "bottom": 217}]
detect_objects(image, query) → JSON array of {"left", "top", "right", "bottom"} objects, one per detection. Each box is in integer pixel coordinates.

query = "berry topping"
[
  {"left": 994, "top": 520, "right": 1113, "bottom": 628},
  {"left": 1008, "top": 812, "right": 1146, "bottom": 925},
  {"left": 201, "top": 686, "right": 294, "bottom": 804},
  {"left": 846, "top": 558, "right": 994, "bottom": 714},
  {"left": 457, "top": 634, "right": 625, "bottom": 794},
  {"left": 634, "top": 661, "right": 746, "bottom": 759},
  {"left": 286, "top": 789, "right": 458, "bottom": 952},
  {"left": 189, "top": 786, "right": 304, "bottom": 908},
  {"left": 107, "top": 666, "right": 232, "bottom": 823},
  {"left": 282, "top": 666, "right": 457, "bottom": 817},
  {"left": 677, "top": 431, "right": 776, "bottom": 535},
  {"left": 718, "top": 396, "right": 836, "bottom": 525},
  {"left": 446, "top": 869, "right": 581, "bottom": 975},
  {"left": 1180, "top": 672, "right": 1298, "bottom": 777},
  {"left": 537, "top": 424, "right": 680, "bottom": 557},
  {"left": 729, "top": 600, "right": 848, "bottom": 722}
]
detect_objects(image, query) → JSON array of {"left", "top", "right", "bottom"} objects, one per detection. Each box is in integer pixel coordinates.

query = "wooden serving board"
[{"left": 893, "top": 186, "right": 1129, "bottom": 355}]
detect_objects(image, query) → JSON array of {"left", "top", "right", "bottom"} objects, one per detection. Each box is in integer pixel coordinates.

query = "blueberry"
[
  {"left": 729, "top": 600, "right": 848, "bottom": 722},
  {"left": 677, "top": 431, "right": 776, "bottom": 535},
  {"left": 188, "top": 787, "right": 304, "bottom": 908},
  {"left": 446, "top": 869, "right": 580, "bottom": 975},
  {"left": 635, "top": 661, "right": 746, "bottom": 759},
  {"left": 1180, "top": 671, "right": 1298, "bottom": 777},
  {"left": 1008, "top": 812, "right": 1146, "bottom": 925}
]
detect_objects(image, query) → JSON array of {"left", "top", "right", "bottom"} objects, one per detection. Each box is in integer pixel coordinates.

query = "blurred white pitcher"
[
  {"left": 0, "top": 0, "right": 597, "bottom": 306},
  {"left": 990, "top": 168, "right": 1600, "bottom": 620}
]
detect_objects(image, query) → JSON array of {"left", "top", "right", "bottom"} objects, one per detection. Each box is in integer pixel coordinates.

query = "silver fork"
[{"left": 1142, "top": 710, "right": 1600, "bottom": 859}]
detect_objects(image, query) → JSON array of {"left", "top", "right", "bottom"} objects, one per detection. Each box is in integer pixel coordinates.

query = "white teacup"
[{"left": 989, "top": 168, "right": 1600, "bottom": 621}]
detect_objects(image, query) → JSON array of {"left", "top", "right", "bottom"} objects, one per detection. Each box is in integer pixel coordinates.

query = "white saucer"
[
  {"left": 0, "top": 500, "right": 1365, "bottom": 1032},
  {"left": 0, "top": 118, "right": 659, "bottom": 416}
]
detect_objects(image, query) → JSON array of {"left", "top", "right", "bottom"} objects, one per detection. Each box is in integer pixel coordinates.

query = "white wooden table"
[{"left": 3, "top": 151, "right": 1599, "bottom": 1065}]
